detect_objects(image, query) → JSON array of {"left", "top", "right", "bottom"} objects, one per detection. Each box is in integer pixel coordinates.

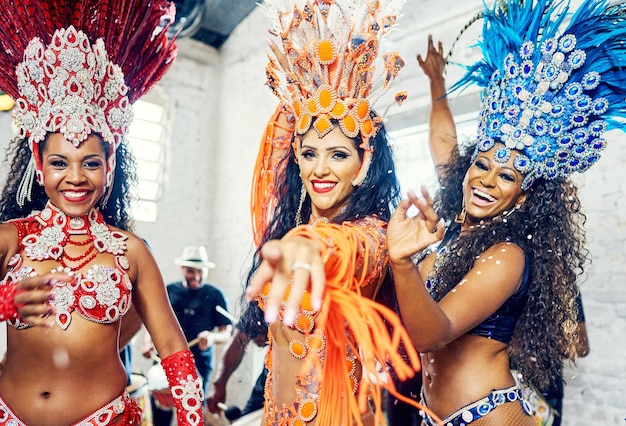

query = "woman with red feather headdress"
[{"left": 0, "top": 1, "right": 204, "bottom": 424}]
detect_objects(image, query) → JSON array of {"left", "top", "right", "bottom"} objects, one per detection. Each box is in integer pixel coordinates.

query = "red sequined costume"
[
  {"left": 0, "top": 202, "right": 142, "bottom": 423},
  {"left": 0, "top": 202, "right": 204, "bottom": 424},
  {"left": 7, "top": 203, "right": 132, "bottom": 331},
  {"left": 0, "top": 1, "right": 204, "bottom": 424},
  {"left": 0, "top": 391, "right": 141, "bottom": 425}
]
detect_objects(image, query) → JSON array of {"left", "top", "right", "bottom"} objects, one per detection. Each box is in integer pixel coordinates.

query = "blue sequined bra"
[
  {"left": 468, "top": 255, "right": 530, "bottom": 344},
  {"left": 426, "top": 225, "right": 531, "bottom": 344}
]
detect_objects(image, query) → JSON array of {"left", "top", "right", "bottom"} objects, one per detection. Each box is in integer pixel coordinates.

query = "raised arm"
[{"left": 418, "top": 35, "right": 458, "bottom": 177}]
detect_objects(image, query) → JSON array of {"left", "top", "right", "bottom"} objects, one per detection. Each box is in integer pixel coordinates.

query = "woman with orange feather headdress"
[{"left": 243, "top": 0, "right": 443, "bottom": 425}]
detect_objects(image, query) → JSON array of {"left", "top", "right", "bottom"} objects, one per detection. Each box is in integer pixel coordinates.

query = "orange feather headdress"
[{"left": 252, "top": 0, "right": 407, "bottom": 243}]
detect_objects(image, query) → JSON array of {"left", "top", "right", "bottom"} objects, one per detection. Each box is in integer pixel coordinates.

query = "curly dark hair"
[
  {"left": 240, "top": 121, "right": 402, "bottom": 335},
  {"left": 0, "top": 134, "right": 137, "bottom": 231},
  {"left": 428, "top": 143, "right": 588, "bottom": 389}
]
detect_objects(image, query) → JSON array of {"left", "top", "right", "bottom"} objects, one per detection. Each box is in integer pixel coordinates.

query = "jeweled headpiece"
[
  {"left": 453, "top": 0, "right": 626, "bottom": 190},
  {"left": 0, "top": 0, "right": 177, "bottom": 204},
  {"left": 262, "top": 0, "right": 408, "bottom": 185},
  {"left": 14, "top": 27, "right": 130, "bottom": 150}
]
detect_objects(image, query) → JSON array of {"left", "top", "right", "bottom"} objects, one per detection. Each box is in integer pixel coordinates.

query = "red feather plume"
[{"left": 0, "top": 0, "right": 177, "bottom": 103}]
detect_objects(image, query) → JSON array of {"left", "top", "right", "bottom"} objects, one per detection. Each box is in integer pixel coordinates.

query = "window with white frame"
[
  {"left": 127, "top": 93, "right": 168, "bottom": 223},
  {"left": 389, "top": 112, "right": 480, "bottom": 198}
]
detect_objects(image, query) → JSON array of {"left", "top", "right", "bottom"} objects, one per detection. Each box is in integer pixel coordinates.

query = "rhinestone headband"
[{"left": 14, "top": 26, "right": 131, "bottom": 149}]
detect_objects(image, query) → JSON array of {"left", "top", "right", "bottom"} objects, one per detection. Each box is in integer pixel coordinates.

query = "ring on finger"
[{"left": 292, "top": 261, "right": 312, "bottom": 273}]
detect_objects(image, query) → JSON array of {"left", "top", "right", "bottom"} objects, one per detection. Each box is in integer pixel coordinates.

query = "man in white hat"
[{"left": 145, "top": 245, "right": 232, "bottom": 425}]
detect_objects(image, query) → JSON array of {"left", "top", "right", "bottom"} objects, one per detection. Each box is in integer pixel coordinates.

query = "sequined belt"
[
  {"left": 421, "top": 385, "right": 533, "bottom": 426},
  {"left": 0, "top": 390, "right": 140, "bottom": 425}
]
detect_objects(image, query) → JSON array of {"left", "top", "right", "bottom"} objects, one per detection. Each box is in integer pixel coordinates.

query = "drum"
[
  {"left": 127, "top": 373, "right": 152, "bottom": 425},
  {"left": 146, "top": 363, "right": 174, "bottom": 411}
]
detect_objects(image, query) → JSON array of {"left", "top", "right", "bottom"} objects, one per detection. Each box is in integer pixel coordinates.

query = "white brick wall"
[
  {"left": 194, "top": 2, "right": 626, "bottom": 421},
  {"left": 0, "top": 1, "right": 624, "bottom": 423}
]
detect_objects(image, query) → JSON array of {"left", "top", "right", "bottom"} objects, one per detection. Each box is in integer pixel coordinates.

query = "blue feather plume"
[{"left": 450, "top": 0, "right": 626, "bottom": 189}]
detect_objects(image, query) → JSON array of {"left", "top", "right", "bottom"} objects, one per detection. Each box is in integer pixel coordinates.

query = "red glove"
[
  {"left": 0, "top": 280, "right": 19, "bottom": 322},
  {"left": 161, "top": 349, "right": 204, "bottom": 425}
]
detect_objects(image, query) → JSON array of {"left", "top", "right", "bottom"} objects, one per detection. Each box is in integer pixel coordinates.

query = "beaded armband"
[
  {"left": 0, "top": 279, "right": 19, "bottom": 322},
  {"left": 161, "top": 349, "right": 204, "bottom": 426}
]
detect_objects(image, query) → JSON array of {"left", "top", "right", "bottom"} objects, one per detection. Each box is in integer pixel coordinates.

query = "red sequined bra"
[{"left": 4, "top": 203, "right": 132, "bottom": 330}]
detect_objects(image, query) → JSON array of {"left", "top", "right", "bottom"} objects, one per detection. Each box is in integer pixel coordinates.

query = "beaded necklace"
[
  {"left": 10, "top": 201, "right": 131, "bottom": 330},
  {"left": 22, "top": 202, "right": 127, "bottom": 265}
]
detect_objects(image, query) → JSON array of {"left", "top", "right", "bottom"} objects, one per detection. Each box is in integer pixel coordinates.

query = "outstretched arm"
[
  {"left": 247, "top": 217, "right": 388, "bottom": 325},
  {"left": 247, "top": 233, "right": 327, "bottom": 326}
]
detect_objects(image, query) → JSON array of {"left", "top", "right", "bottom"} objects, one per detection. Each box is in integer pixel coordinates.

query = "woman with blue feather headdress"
[{"left": 386, "top": 0, "right": 626, "bottom": 425}]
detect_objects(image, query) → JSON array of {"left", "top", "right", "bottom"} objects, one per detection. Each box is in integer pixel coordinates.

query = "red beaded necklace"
[
  {"left": 55, "top": 215, "right": 98, "bottom": 270},
  {"left": 59, "top": 243, "right": 97, "bottom": 270},
  {"left": 22, "top": 203, "right": 107, "bottom": 271}
]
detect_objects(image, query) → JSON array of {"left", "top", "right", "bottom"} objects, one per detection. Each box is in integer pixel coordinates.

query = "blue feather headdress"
[{"left": 453, "top": 0, "right": 626, "bottom": 190}]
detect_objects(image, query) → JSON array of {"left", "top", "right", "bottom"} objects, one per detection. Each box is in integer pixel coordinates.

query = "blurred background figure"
[{"left": 206, "top": 301, "right": 268, "bottom": 422}]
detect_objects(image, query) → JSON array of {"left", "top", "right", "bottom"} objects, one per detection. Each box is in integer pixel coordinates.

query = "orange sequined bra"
[{"left": 5, "top": 202, "right": 132, "bottom": 330}]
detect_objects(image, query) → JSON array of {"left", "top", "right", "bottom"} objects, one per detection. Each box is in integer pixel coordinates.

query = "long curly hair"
[
  {"left": 429, "top": 143, "right": 588, "bottom": 389},
  {"left": 0, "top": 134, "right": 137, "bottom": 231},
  {"left": 240, "top": 121, "right": 402, "bottom": 334}
]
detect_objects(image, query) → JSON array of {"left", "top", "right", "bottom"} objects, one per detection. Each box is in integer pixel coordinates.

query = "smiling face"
[
  {"left": 462, "top": 143, "right": 528, "bottom": 228},
  {"left": 41, "top": 133, "right": 108, "bottom": 217},
  {"left": 181, "top": 266, "right": 205, "bottom": 289},
  {"left": 298, "top": 127, "right": 362, "bottom": 220}
]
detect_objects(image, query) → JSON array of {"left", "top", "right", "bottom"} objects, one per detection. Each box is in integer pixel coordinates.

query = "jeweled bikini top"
[{"left": 5, "top": 202, "right": 132, "bottom": 330}]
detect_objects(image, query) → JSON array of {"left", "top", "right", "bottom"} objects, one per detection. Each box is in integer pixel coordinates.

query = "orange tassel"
[
  {"left": 250, "top": 104, "right": 294, "bottom": 245},
  {"left": 278, "top": 220, "right": 443, "bottom": 425}
]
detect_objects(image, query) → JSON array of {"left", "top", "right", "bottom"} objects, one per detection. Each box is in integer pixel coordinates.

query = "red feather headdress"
[{"left": 0, "top": 0, "right": 178, "bottom": 204}]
